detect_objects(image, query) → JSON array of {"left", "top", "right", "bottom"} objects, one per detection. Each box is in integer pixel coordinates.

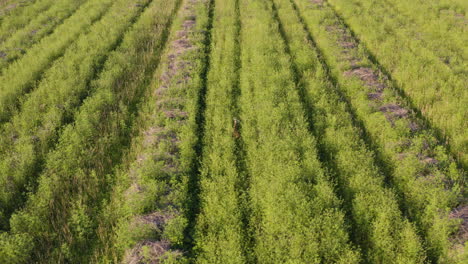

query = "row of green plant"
[
  {"left": 193, "top": 0, "right": 250, "bottom": 262},
  {"left": 0, "top": 0, "right": 52, "bottom": 42},
  {"left": 271, "top": 0, "right": 426, "bottom": 262},
  {"left": 293, "top": 0, "right": 465, "bottom": 262},
  {"left": 0, "top": 0, "right": 183, "bottom": 262},
  {"left": 0, "top": 0, "right": 150, "bottom": 231},
  {"left": 327, "top": 0, "right": 467, "bottom": 169},
  {"left": 236, "top": 0, "right": 359, "bottom": 262},
  {"left": 0, "top": 0, "right": 114, "bottom": 124},
  {"left": 381, "top": 0, "right": 467, "bottom": 61},
  {"left": 0, "top": 0, "right": 88, "bottom": 72},
  {"left": 89, "top": 0, "right": 211, "bottom": 262},
  {"left": 377, "top": 0, "right": 467, "bottom": 76}
]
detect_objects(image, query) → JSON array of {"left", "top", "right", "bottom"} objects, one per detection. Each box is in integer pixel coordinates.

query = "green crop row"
[
  {"left": 0, "top": 0, "right": 150, "bottom": 231},
  {"left": 192, "top": 0, "right": 249, "bottom": 262},
  {"left": 89, "top": 0, "right": 211, "bottom": 263},
  {"left": 271, "top": 0, "right": 426, "bottom": 262},
  {"left": 0, "top": 0, "right": 88, "bottom": 72},
  {"left": 0, "top": 0, "right": 52, "bottom": 42},
  {"left": 0, "top": 0, "right": 114, "bottom": 124},
  {"left": 293, "top": 0, "right": 465, "bottom": 262},
  {"left": 0, "top": 0, "right": 182, "bottom": 262},
  {"left": 377, "top": 0, "right": 467, "bottom": 75},
  {"left": 327, "top": 0, "right": 467, "bottom": 169},
  {"left": 381, "top": 0, "right": 467, "bottom": 58},
  {"left": 235, "top": 0, "right": 360, "bottom": 262}
]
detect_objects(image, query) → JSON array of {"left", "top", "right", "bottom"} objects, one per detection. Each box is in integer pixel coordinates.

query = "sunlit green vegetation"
[
  {"left": 0, "top": 1, "right": 53, "bottom": 39},
  {"left": 0, "top": 0, "right": 465, "bottom": 263},
  {"left": 0, "top": 0, "right": 87, "bottom": 71},
  {"left": 328, "top": 0, "right": 468, "bottom": 169},
  {"left": 292, "top": 0, "right": 465, "bottom": 262},
  {"left": 0, "top": 0, "right": 114, "bottom": 123}
]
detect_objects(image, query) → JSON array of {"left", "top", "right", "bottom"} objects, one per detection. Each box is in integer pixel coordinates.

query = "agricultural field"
[{"left": 0, "top": 0, "right": 466, "bottom": 263}]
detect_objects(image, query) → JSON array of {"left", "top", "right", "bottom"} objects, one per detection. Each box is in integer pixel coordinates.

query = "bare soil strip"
[{"left": 122, "top": 0, "right": 213, "bottom": 261}]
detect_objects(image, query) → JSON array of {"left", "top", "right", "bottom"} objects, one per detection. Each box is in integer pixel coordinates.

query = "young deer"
[{"left": 232, "top": 118, "right": 241, "bottom": 139}]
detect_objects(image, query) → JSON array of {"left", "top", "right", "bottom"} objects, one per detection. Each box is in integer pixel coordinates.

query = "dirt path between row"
[{"left": 124, "top": 0, "right": 208, "bottom": 262}]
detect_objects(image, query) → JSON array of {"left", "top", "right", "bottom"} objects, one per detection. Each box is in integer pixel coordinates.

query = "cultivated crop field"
[{"left": 0, "top": 0, "right": 466, "bottom": 263}]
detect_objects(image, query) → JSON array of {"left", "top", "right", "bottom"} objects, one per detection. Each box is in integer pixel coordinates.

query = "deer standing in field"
[{"left": 233, "top": 118, "right": 241, "bottom": 139}]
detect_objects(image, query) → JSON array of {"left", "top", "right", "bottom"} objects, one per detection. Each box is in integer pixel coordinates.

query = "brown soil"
[
  {"left": 164, "top": 109, "right": 188, "bottom": 120},
  {"left": 408, "top": 121, "right": 420, "bottom": 132},
  {"left": 378, "top": 103, "right": 411, "bottom": 124},
  {"left": 0, "top": 51, "right": 6, "bottom": 59},
  {"left": 345, "top": 67, "right": 386, "bottom": 91},
  {"left": 124, "top": 240, "right": 182, "bottom": 264},
  {"left": 137, "top": 212, "right": 174, "bottom": 231},
  {"left": 420, "top": 156, "right": 438, "bottom": 165},
  {"left": 310, "top": 0, "right": 324, "bottom": 6},
  {"left": 379, "top": 103, "right": 409, "bottom": 118},
  {"left": 450, "top": 205, "right": 468, "bottom": 245}
]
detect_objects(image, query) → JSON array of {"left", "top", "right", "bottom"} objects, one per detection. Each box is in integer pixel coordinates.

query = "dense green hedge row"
[
  {"left": 91, "top": 0, "right": 210, "bottom": 262},
  {"left": 0, "top": 0, "right": 114, "bottom": 124},
  {"left": 271, "top": 0, "right": 426, "bottom": 262},
  {"left": 192, "top": 0, "right": 249, "bottom": 262},
  {"left": 0, "top": 0, "right": 183, "bottom": 262},
  {"left": 0, "top": 0, "right": 149, "bottom": 232},
  {"left": 237, "top": 0, "right": 359, "bottom": 262},
  {"left": 0, "top": 0, "right": 87, "bottom": 72},
  {"left": 293, "top": 0, "right": 465, "bottom": 262},
  {"left": 328, "top": 0, "right": 467, "bottom": 169}
]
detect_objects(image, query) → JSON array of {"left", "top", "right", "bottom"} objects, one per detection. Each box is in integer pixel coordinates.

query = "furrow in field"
[
  {"left": 0, "top": 0, "right": 52, "bottom": 41},
  {"left": 327, "top": 0, "right": 468, "bottom": 169},
  {"left": 293, "top": 0, "right": 466, "bottom": 262},
  {"left": 237, "top": 0, "right": 360, "bottom": 262},
  {"left": 270, "top": 0, "right": 426, "bottom": 262},
  {"left": 0, "top": 0, "right": 181, "bottom": 262},
  {"left": 86, "top": 0, "right": 213, "bottom": 263},
  {"left": 0, "top": 0, "right": 89, "bottom": 72},
  {"left": 192, "top": 0, "right": 254, "bottom": 262},
  {"left": 0, "top": 0, "right": 152, "bottom": 231},
  {"left": 0, "top": 0, "right": 115, "bottom": 125}
]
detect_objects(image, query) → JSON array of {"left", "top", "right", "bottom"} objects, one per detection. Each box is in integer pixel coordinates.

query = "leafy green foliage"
[
  {"left": 293, "top": 0, "right": 465, "bottom": 261},
  {"left": 0, "top": 0, "right": 464, "bottom": 263},
  {"left": 0, "top": 0, "right": 87, "bottom": 71},
  {"left": 0, "top": 0, "right": 148, "bottom": 230}
]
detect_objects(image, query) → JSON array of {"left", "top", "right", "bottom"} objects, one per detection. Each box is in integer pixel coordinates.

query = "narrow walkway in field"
[{"left": 292, "top": 0, "right": 466, "bottom": 262}]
